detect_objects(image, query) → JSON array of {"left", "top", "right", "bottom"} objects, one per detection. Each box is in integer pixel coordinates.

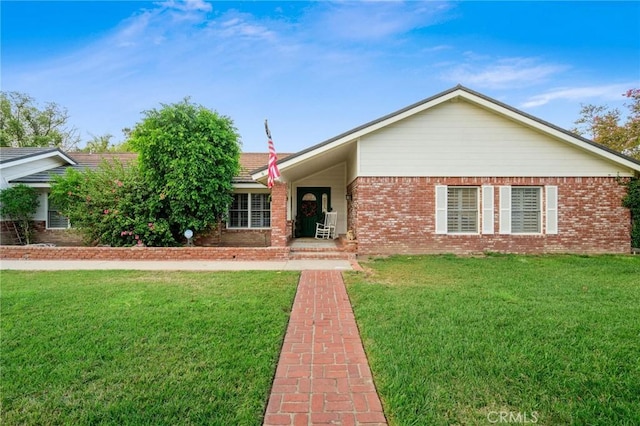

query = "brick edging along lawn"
[{"left": 0, "top": 245, "right": 290, "bottom": 261}]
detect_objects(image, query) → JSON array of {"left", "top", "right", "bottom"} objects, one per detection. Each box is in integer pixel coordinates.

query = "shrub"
[
  {"left": 622, "top": 177, "right": 640, "bottom": 248},
  {"left": 50, "top": 161, "right": 176, "bottom": 247},
  {"left": 0, "top": 184, "right": 39, "bottom": 244}
]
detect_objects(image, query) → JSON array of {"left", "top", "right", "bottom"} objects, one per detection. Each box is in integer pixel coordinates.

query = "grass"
[
  {"left": 345, "top": 254, "right": 640, "bottom": 426},
  {"left": 1, "top": 270, "right": 299, "bottom": 425}
]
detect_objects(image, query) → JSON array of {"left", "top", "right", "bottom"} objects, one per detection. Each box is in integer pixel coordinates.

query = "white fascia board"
[{"left": 234, "top": 182, "right": 267, "bottom": 189}]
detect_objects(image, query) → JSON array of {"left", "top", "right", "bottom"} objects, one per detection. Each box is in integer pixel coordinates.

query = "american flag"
[{"left": 265, "top": 120, "right": 281, "bottom": 188}]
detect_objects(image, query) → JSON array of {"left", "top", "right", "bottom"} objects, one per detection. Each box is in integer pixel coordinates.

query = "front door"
[{"left": 296, "top": 187, "right": 331, "bottom": 237}]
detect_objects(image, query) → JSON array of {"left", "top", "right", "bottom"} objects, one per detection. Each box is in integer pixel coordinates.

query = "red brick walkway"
[{"left": 264, "top": 270, "right": 387, "bottom": 426}]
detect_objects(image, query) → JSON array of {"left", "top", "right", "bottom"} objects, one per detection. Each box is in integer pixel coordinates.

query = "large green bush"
[{"left": 128, "top": 99, "right": 241, "bottom": 239}]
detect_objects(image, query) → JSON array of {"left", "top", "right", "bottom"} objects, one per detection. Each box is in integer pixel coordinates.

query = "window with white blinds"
[
  {"left": 511, "top": 187, "right": 541, "bottom": 233},
  {"left": 447, "top": 187, "right": 479, "bottom": 233},
  {"left": 228, "top": 193, "right": 271, "bottom": 228}
]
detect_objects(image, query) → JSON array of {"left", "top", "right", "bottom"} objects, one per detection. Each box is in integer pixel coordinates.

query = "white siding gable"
[
  {"left": 359, "top": 100, "right": 633, "bottom": 177},
  {"left": 1, "top": 157, "right": 67, "bottom": 182}
]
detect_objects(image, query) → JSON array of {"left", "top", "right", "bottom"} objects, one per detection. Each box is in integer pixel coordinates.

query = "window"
[
  {"left": 511, "top": 187, "right": 541, "bottom": 233},
  {"left": 47, "top": 195, "right": 69, "bottom": 229},
  {"left": 447, "top": 187, "right": 479, "bottom": 233},
  {"left": 500, "top": 186, "right": 555, "bottom": 234},
  {"left": 228, "top": 193, "right": 270, "bottom": 228}
]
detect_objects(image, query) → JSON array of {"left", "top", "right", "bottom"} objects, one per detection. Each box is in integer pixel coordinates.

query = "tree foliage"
[
  {"left": 128, "top": 99, "right": 241, "bottom": 238},
  {"left": 50, "top": 161, "right": 175, "bottom": 247},
  {"left": 0, "top": 92, "right": 80, "bottom": 150},
  {"left": 573, "top": 89, "right": 640, "bottom": 160},
  {"left": 79, "top": 133, "right": 115, "bottom": 153},
  {"left": 78, "top": 133, "right": 135, "bottom": 153},
  {"left": 0, "top": 184, "right": 40, "bottom": 244}
]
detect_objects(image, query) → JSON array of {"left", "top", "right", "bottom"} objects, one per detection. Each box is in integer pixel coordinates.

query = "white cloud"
[
  {"left": 212, "top": 13, "right": 276, "bottom": 41},
  {"left": 302, "top": 1, "right": 452, "bottom": 41},
  {"left": 445, "top": 57, "right": 568, "bottom": 89},
  {"left": 158, "top": 0, "right": 212, "bottom": 13},
  {"left": 521, "top": 84, "right": 636, "bottom": 108}
]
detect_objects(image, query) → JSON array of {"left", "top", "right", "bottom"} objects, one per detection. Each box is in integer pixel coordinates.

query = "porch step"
[
  {"left": 287, "top": 237, "right": 355, "bottom": 260},
  {"left": 289, "top": 250, "right": 355, "bottom": 260}
]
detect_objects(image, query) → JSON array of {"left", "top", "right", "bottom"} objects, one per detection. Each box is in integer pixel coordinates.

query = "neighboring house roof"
[
  {"left": 0, "top": 147, "right": 77, "bottom": 188},
  {"left": 251, "top": 85, "right": 640, "bottom": 183},
  {"left": 239, "top": 152, "right": 292, "bottom": 183},
  {"left": 67, "top": 152, "right": 139, "bottom": 168},
  {"left": 0, "top": 147, "right": 76, "bottom": 166},
  {"left": 2, "top": 150, "right": 281, "bottom": 186},
  {"left": 6, "top": 152, "right": 138, "bottom": 184}
]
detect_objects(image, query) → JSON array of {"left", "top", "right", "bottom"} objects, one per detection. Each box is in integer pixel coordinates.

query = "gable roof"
[
  {"left": 0, "top": 147, "right": 76, "bottom": 167},
  {"left": 251, "top": 85, "right": 640, "bottom": 182}
]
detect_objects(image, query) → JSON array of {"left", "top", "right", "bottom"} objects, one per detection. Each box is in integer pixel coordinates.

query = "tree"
[
  {"left": 0, "top": 91, "right": 80, "bottom": 150},
  {"left": 79, "top": 133, "right": 114, "bottom": 153},
  {"left": 573, "top": 89, "right": 640, "bottom": 160},
  {"left": 78, "top": 133, "right": 135, "bottom": 153},
  {"left": 128, "top": 99, "right": 241, "bottom": 240},
  {"left": 0, "top": 184, "right": 40, "bottom": 244}
]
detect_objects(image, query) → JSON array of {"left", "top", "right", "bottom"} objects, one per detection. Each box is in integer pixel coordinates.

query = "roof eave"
[
  {"left": 0, "top": 148, "right": 77, "bottom": 168},
  {"left": 251, "top": 85, "right": 640, "bottom": 179}
]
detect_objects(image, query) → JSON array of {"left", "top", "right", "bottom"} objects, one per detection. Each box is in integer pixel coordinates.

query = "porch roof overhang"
[
  {"left": 251, "top": 85, "right": 640, "bottom": 184},
  {"left": 252, "top": 140, "right": 356, "bottom": 184}
]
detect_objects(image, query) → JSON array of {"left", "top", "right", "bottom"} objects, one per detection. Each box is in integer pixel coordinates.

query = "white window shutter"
[
  {"left": 546, "top": 186, "right": 558, "bottom": 234},
  {"left": 435, "top": 185, "right": 447, "bottom": 234},
  {"left": 499, "top": 186, "right": 511, "bottom": 234},
  {"left": 482, "top": 186, "right": 494, "bottom": 234}
]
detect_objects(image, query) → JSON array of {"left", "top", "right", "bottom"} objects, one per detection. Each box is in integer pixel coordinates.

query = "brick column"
[{"left": 270, "top": 182, "right": 289, "bottom": 247}]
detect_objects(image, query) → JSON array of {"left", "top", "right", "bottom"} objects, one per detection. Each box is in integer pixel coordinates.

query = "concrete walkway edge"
[{"left": 0, "top": 259, "right": 355, "bottom": 271}]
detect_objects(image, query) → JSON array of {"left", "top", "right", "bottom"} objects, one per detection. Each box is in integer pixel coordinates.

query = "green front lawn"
[
  {"left": 345, "top": 255, "right": 640, "bottom": 426},
  {"left": 1, "top": 270, "right": 299, "bottom": 425}
]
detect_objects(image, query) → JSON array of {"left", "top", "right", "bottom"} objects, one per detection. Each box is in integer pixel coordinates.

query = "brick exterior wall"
[
  {"left": 195, "top": 226, "right": 271, "bottom": 247},
  {"left": 270, "top": 182, "right": 290, "bottom": 247},
  {"left": 0, "top": 245, "right": 290, "bottom": 261},
  {"left": 351, "top": 176, "right": 632, "bottom": 255},
  {"left": 2, "top": 221, "right": 271, "bottom": 248}
]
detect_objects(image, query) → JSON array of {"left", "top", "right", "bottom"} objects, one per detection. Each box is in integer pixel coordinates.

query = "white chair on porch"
[{"left": 315, "top": 212, "right": 337, "bottom": 239}]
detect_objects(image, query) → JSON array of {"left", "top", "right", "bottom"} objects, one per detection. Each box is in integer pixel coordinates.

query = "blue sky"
[{"left": 2, "top": 1, "right": 639, "bottom": 152}]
